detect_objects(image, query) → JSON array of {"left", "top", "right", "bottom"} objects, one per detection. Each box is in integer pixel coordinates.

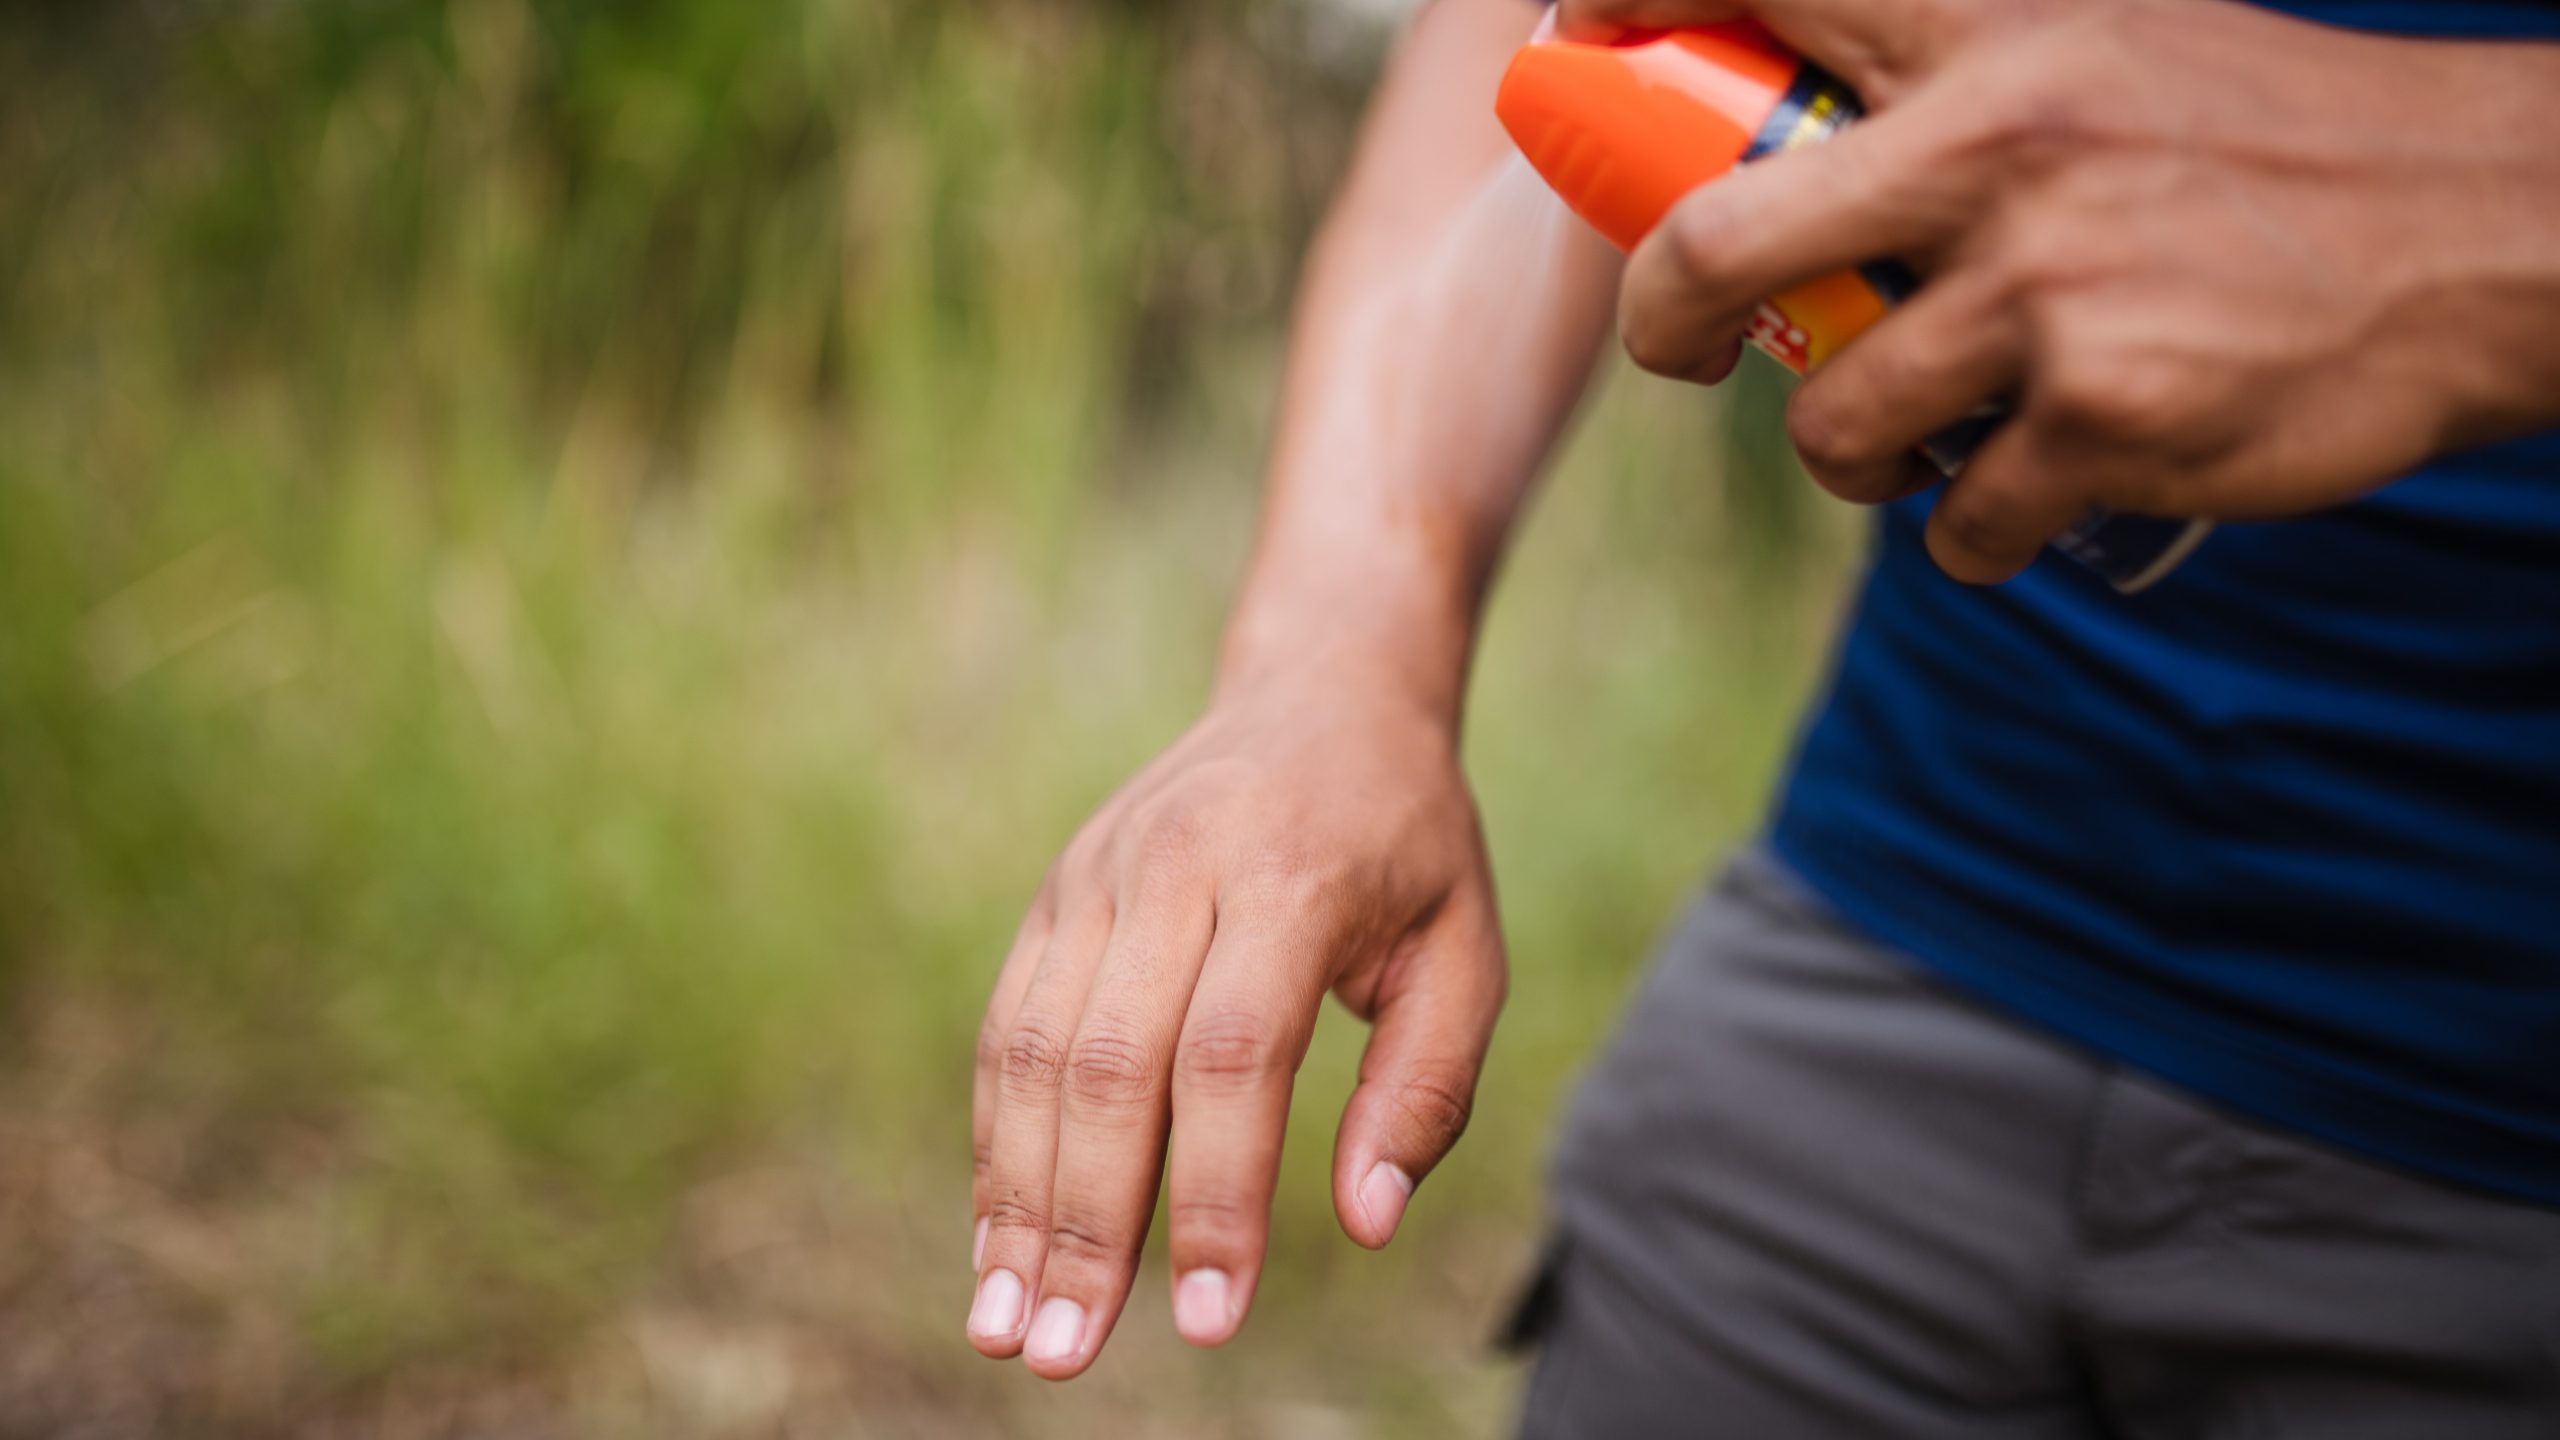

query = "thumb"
[{"left": 1332, "top": 895, "right": 1508, "bottom": 1250}]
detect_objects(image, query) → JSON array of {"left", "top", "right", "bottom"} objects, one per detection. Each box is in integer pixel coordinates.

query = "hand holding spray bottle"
[{"left": 1496, "top": 18, "right": 2211, "bottom": 593}]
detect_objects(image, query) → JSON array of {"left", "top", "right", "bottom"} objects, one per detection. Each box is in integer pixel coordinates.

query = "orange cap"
[{"left": 1496, "top": 19, "right": 1801, "bottom": 253}]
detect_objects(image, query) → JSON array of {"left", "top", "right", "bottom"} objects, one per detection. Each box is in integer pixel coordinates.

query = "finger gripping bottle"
[{"left": 1496, "top": 19, "right": 2211, "bottom": 593}]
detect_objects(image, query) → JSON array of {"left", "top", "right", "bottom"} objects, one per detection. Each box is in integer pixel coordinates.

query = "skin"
[
  {"left": 966, "top": 0, "right": 1623, "bottom": 1381},
  {"left": 1568, "top": 0, "right": 2560, "bottom": 580},
  {"left": 969, "top": 0, "right": 2560, "bottom": 1381}
]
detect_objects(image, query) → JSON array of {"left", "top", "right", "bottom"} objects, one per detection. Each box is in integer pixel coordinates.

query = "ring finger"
[
  {"left": 968, "top": 890, "right": 1115, "bottom": 1357},
  {"left": 1785, "top": 263, "right": 2025, "bottom": 505}
]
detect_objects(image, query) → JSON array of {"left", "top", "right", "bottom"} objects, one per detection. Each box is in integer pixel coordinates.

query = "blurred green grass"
[{"left": 0, "top": 0, "right": 1850, "bottom": 1432}]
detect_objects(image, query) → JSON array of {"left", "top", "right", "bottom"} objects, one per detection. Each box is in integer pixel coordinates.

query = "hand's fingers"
[
  {"left": 1923, "top": 415, "right": 2097, "bottom": 585},
  {"left": 974, "top": 884, "right": 1057, "bottom": 1268},
  {"left": 1559, "top": 0, "right": 2047, "bottom": 102},
  {"left": 1161, "top": 913, "right": 1331, "bottom": 1349},
  {"left": 1021, "top": 868, "right": 1217, "bottom": 1381},
  {"left": 1333, "top": 887, "right": 1506, "bottom": 1250},
  {"left": 1619, "top": 99, "right": 1982, "bottom": 384},
  {"left": 1786, "top": 264, "right": 2026, "bottom": 504},
  {"left": 1554, "top": 0, "right": 1744, "bottom": 42},
  {"left": 967, "top": 892, "right": 1113, "bottom": 1358}
]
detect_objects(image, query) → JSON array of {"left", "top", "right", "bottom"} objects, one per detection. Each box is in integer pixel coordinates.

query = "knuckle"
[
  {"left": 1785, "top": 386, "right": 1881, "bottom": 478},
  {"left": 1233, "top": 833, "right": 1308, "bottom": 890},
  {"left": 1128, "top": 800, "right": 1210, "bottom": 876},
  {"left": 1389, "top": 1063, "right": 1477, "bottom": 1150},
  {"left": 1057, "top": 823, "right": 1111, "bottom": 882},
  {"left": 1986, "top": 220, "right": 2088, "bottom": 306},
  {"left": 1934, "top": 491, "right": 2018, "bottom": 561},
  {"left": 985, "top": 1187, "right": 1049, "bottom": 1238},
  {"left": 1045, "top": 1211, "right": 1128, "bottom": 1268},
  {"left": 1819, "top": 129, "right": 1895, "bottom": 210},
  {"left": 1168, "top": 1194, "right": 1261, "bottom": 1251},
  {"left": 1891, "top": 313, "right": 1987, "bottom": 394},
  {"left": 1175, "top": 1010, "right": 1288, "bottom": 1092},
  {"left": 1964, "top": 62, "right": 2092, "bottom": 167},
  {"left": 1619, "top": 200, "right": 1744, "bottom": 378},
  {"left": 1185, "top": 755, "right": 1260, "bottom": 799},
  {"left": 1239, "top": 840, "right": 1346, "bottom": 911},
  {"left": 1618, "top": 305, "right": 1687, "bottom": 380},
  {"left": 1662, "top": 193, "right": 1743, "bottom": 289},
  {"left": 1299, "top": 852, "right": 1365, "bottom": 910},
  {"left": 2044, "top": 5, "right": 2140, "bottom": 78},
  {"left": 2041, "top": 353, "right": 2187, "bottom": 447},
  {"left": 1063, "top": 1024, "right": 1165, "bottom": 1112},
  {"left": 1168, "top": 1193, "right": 1257, "bottom": 1233},
  {"left": 1000, "top": 1020, "right": 1075, "bottom": 1093}
]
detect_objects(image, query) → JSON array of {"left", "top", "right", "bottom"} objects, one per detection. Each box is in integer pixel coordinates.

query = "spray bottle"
[{"left": 1496, "top": 19, "right": 2210, "bottom": 593}]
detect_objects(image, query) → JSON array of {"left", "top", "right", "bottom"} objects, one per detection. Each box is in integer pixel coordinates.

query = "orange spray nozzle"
[{"left": 1495, "top": 19, "right": 1801, "bottom": 253}]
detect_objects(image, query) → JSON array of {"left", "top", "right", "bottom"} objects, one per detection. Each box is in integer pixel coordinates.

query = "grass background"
[{"left": 0, "top": 0, "right": 1855, "bottom": 1433}]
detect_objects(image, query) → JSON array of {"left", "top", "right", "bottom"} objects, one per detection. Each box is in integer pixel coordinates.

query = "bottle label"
[{"left": 1748, "top": 65, "right": 1861, "bottom": 161}]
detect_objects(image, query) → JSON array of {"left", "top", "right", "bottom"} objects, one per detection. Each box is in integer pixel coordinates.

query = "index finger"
[{"left": 1617, "top": 86, "right": 1983, "bottom": 383}]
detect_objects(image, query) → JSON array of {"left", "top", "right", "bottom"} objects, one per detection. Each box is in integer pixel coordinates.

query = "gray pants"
[{"left": 1513, "top": 851, "right": 2560, "bottom": 1439}]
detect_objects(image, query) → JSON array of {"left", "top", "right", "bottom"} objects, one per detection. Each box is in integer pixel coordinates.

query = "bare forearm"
[
  {"left": 968, "top": 4, "right": 1618, "bottom": 1373},
  {"left": 1219, "top": 0, "right": 1623, "bottom": 729}
]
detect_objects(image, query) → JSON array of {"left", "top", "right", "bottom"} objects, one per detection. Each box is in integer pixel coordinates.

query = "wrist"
[
  {"left": 2384, "top": 40, "right": 2560, "bottom": 448},
  {"left": 1214, "top": 550, "right": 1480, "bottom": 737}
]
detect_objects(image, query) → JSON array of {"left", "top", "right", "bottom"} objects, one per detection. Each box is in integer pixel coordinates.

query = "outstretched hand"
[
  {"left": 967, "top": 663, "right": 1505, "bottom": 1379},
  {"left": 1563, "top": 0, "right": 2560, "bottom": 582}
]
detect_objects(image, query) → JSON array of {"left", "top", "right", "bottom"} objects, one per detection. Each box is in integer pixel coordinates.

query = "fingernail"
[
  {"left": 1174, "top": 1268, "right": 1235, "bottom": 1344},
  {"left": 967, "top": 1268, "right": 1026, "bottom": 1340},
  {"left": 1357, "top": 1161, "right": 1416, "bottom": 1245},
  {"left": 1025, "top": 1297, "right": 1087, "bottom": 1366},
  {"left": 971, "top": 1215, "right": 988, "bottom": 1271}
]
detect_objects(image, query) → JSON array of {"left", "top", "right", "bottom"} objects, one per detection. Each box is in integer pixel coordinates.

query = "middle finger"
[
  {"left": 1021, "top": 853, "right": 1218, "bottom": 1379},
  {"left": 1620, "top": 91, "right": 1979, "bottom": 382},
  {"left": 1786, "top": 261, "right": 2025, "bottom": 503}
]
